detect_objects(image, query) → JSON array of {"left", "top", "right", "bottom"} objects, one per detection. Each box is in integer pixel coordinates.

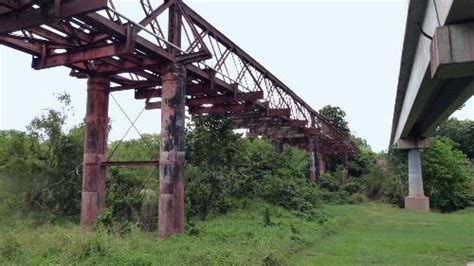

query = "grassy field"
[
  {"left": 295, "top": 204, "right": 474, "bottom": 265},
  {"left": 0, "top": 201, "right": 338, "bottom": 265},
  {"left": 0, "top": 189, "right": 473, "bottom": 265}
]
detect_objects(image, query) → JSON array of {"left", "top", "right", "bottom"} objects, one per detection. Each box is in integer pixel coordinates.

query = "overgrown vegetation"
[
  {"left": 0, "top": 94, "right": 473, "bottom": 264},
  {"left": 0, "top": 94, "right": 83, "bottom": 217},
  {"left": 185, "top": 115, "right": 320, "bottom": 220},
  {"left": 0, "top": 94, "right": 322, "bottom": 228}
]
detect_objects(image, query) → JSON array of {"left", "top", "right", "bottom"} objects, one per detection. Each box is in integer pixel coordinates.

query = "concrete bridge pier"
[
  {"left": 405, "top": 149, "right": 429, "bottom": 212},
  {"left": 159, "top": 63, "right": 187, "bottom": 238},
  {"left": 81, "top": 75, "right": 110, "bottom": 228},
  {"left": 396, "top": 138, "right": 431, "bottom": 212}
]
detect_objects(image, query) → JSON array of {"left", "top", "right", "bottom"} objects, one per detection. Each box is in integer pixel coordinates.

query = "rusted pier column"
[
  {"left": 309, "top": 139, "right": 317, "bottom": 182},
  {"left": 81, "top": 75, "right": 110, "bottom": 228},
  {"left": 159, "top": 63, "right": 186, "bottom": 238},
  {"left": 275, "top": 138, "right": 284, "bottom": 153},
  {"left": 314, "top": 140, "right": 322, "bottom": 182},
  {"left": 342, "top": 154, "right": 349, "bottom": 183},
  {"left": 319, "top": 152, "right": 326, "bottom": 176}
]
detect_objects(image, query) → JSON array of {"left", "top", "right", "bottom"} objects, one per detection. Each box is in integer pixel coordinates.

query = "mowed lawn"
[{"left": 296, "top": 204, "right": 474, "bottom": 265}]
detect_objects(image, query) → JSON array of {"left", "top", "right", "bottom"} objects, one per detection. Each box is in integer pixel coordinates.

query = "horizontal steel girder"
[{"left": 0, "top": 0, "right": 108, "bottom": 34}]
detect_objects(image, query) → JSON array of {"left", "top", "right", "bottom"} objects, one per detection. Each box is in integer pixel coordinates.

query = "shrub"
[
  {"left": 342, "top": 180, "right": 363, "bottom": 194},
  {"left": 106, "top": 168, "right": 144, "bottom": 222},
  {"left": 319, "top": 173, "right": 342, "bottom": 192},
  {"left": 139, "top": 189, "right": 159, "bottom": 231},
  {"left": 349, "top": 193, "right": 368, "bottom": 204},
  {"left": 422, "top": 137, "right": 472, "bottom": 212},
  {"left": 259, "top": 173, "right": 320, "bottom": 212}
]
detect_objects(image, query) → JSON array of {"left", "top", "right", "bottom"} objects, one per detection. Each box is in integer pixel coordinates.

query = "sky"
[{"left": 0, "top": 0, "right": 472, "bottom": 152}]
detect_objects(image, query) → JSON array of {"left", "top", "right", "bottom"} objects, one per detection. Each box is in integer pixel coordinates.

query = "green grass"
[
  {"left": 0, "top": 187, "right": 473, "bottom": 265},
  {"left": 0, "top": 200, "right": 338, "bottom": 265},
  {"left": 295, "top": 203, "right": 474, "bottom": 265}
]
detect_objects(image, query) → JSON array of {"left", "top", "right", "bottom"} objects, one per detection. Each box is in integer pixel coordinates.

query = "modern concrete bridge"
[{"left": 391, "top": 0, "right": 474, "bottom": 211}]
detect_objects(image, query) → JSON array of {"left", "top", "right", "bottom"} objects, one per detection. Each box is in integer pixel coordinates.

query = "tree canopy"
[
  {"left": 318, "top": 105, "right": 350, "bottom": 136},
  {"left": 435, "top": 118, "right": 474, "bottom": 159}
]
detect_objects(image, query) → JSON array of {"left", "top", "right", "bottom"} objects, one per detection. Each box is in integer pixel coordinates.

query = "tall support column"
[
  {"left": 81, "top": 75, "right": 109, "bottom": 228},
  {"left": 159, "top": 63, "right": 186, "bottom": 237},
  {"left": 405, "top": 149, "right": 429, "bottom": 212},
  {"left": 275, "top": 138, "right": 284, "bottom": 153},
  {"left": 314, "top": 140, "right": 321, "bottom": 182},
  {"left": 342, "top": 154, "right": 349, "bottom": 183},
  {"left": 309, "top": 152, "right": 317, "bottom": 182},
  {"left": 319, "top": 152, "right": 326, "bottom": 176},
  {"left": 308, "top": 139, "right": 317, "bottom": 182}
]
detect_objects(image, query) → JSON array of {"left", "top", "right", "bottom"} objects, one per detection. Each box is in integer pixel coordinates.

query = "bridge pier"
[
  {"left": 308, "top": 138, "right": 321, "bottom": 182},
  {"left": 319, "top": 152, "right": 326, "bottom": 176},
  {"left": 405, "top": 149, "right": 429, "bottom": 212},
  {"left": 396, "top": 138, "right": 431, "bottom": 212},
  {"left": 309, "top": 152, "right": 317, "bottom": 182},
  {"left": 275, "top": 138, "right": 284, "bottom": 153},
  {"left": 342, "top": 154, "right": 349, "bottom": 183},
  {"left": 81, "top": 75, "right": 110, "bottom": 228},
  {"left": 159, "top": 63, "right": 187, "bottom": 238}
]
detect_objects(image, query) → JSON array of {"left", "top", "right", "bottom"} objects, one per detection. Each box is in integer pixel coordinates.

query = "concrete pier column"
[
  {"left": 405, "top": 149, "right": 429, "bottom": 212},
  {"left": 81, "top": 75, "right": 110, "bottom": 228},
  {"left": 159, "top": 63, "right": 186, "bottom": 237}
]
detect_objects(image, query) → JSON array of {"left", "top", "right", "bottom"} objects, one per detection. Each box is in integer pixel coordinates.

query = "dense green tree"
[
  {"left": 0, "top": 93, "right": 84, "bottom": 216},
  {"left": 318, "top": 105, "right": 350, "bottom": 136},
  {"left": 435, "top": 118, "right": 474, "bottom": 159},
  {"left": 184, "top": 115, "right": 320, "bottom": 218},
  {"left": 0, "top": 130, "right": 38, "bottom": 193},
  {"left": 185, "top": 115, "right": 245, "bottom": 218},
  {"left": 348, "top": 137, "right": 377, "bottom": 178},
  {"left": 422, "top": 137, "right": 471, "bottom": 212}
]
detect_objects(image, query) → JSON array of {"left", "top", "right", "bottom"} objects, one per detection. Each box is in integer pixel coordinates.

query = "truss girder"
[{"left": 0, "top": 0, "right": 355, "bottom": 155}]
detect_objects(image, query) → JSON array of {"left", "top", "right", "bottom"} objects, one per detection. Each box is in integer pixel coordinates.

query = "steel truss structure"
[{"left": 0, "top": 0, "right": 355, "bottom": 237}]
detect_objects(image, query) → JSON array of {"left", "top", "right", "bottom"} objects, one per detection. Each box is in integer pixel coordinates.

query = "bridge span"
[
  {"left": 0, "top": 0, "right": 354, "bottom": 236},
  {"left": 391, "top": 0, "right": 474, "bottom": 212}
]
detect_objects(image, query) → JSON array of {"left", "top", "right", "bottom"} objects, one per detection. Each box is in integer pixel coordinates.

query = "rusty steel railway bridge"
[{"left": 0, "top": 0, "right": 355, "bottom": 237}]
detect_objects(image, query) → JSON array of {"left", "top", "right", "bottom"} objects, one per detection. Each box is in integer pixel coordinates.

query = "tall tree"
[
  {"left": 435, "top": 118, "right": 474, "bottom": 159},
  {"left": 422, "top": 137, "right": 471, "bottom": 212},
  {"left": 318, "top": 105, "right": 350, "bottom": 136}
]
